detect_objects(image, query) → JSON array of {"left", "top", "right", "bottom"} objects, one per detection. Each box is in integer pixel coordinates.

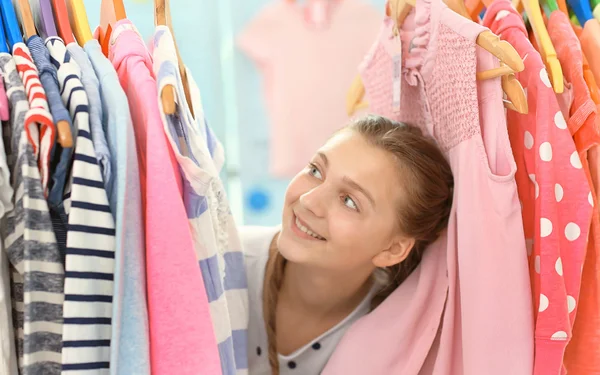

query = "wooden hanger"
[
  {"left": 0, "top": 0, "right": 22, "bottom": 49},
  {"left": 347, "top": 0, "right": 528, "bottom": 115},
  {"left": 16, "top": 0, "right": 38, "bottom": 39},
  {"left": 15, "top": 0, "right": 73, "bottom": 148},
  {"left": 522, "top": 0, "right": 564, "bottom": 92},
  {"left": 500, "top": 72, "right": 528, "bottom": 113},
  {"left": 155, "top": 0, "right": 194, "bottom": 117},
  {"left": 468, "top": 0, "right": 563, "bottom": 93},
  {"left": 98, "top": 0, "right": 126, "bottom": 56},
  {"left": 66, "top": 0, "right": 93, "bottom": 47},
  {"left": 443, "top": 0, "right": 527, "bottom": 113},
  {"left": 33, "top": 0, "right": 59, "bottom": 39},
  {"left": 154, "top": 0, "right": 176, "bottom": 115},
  {"left": 52, "top": 0, "right": 75, "bottom": 44}
]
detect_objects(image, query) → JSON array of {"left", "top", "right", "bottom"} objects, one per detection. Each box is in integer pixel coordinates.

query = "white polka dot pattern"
[
  {"left": 539, "top": 142, "right": 552, "bottom": 161},
  {"left": 567, "top": 295, "right": 576, "bottom": 313},
  {"left": 524, "top": 131, "right": 534, "bottom": 149},
  {"left": 539, "top": 294, "right": 549, "bottom": 312},
  {"left": 540, "top": 218, "right": 552, "bottom": 237},
  {"left": 555, "top": 184, "right": 563, "bottom": 202},
  {"left": 554, "top": 111, "right": 567, "bottom": 129}
]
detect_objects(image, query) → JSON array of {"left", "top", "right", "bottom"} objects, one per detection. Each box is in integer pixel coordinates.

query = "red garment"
[
  {"left": 484, "top": 3, "right": 593, "bottom": 375},
  {"left": 12, "top": 43, "right": 55, "bottom": 196}
]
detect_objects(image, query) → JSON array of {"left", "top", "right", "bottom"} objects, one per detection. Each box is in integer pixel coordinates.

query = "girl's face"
[{"left": 278, "top": 131, "right": 412, "bottom": 273}]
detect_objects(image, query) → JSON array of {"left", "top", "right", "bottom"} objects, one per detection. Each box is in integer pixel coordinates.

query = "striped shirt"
[
  {"left": 66, "top": 43, "right": 112, "bottom": 196},
  {"left": 12, "top": 43, "right": 55, "bottom": 197},
  {"left": 152, "top": 27, "right": 249, "bottom": 375},
  {"left": 46, "top": 37, "right": 116, "bottom": 374},
  {"left": 1, "top": 52, "right": 64, "bottom": 375}
]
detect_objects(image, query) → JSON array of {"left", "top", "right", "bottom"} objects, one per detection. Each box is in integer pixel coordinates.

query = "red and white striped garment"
[{"left": 12, "top": 42, "right": 55, "bottom": 196}]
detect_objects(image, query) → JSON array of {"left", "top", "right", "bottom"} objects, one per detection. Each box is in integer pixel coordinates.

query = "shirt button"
[
  {"left": 256, "top": 347, "right": 262, "bottom": 356},
  {"left": 288, "top": 361, "right": 297, "bottom": 369},
  {"left": 312, "top": 342, "right": 321, "bottom": 350}
]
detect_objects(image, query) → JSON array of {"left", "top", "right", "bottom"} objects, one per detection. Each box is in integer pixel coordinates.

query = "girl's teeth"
[{"left": 296, "top": 218, "right": 324, "bottom": 240}]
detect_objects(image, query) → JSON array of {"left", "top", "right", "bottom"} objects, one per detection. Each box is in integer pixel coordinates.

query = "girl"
[{"left": 241, "top": 115, "right": 454, "bottom": 374}]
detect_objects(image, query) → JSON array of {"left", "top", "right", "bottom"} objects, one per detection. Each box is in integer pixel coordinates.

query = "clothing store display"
[
  {"left": 240, "top": 225, "right": 379, "bottom": 375},
  {"left": 85, "top": 37, "right": 150, "bottom": 375},
  {"left": 2, "top": 1, "right": 600, "bottom": 374},
  {"left": 1, "top": 52, "right": 64, "bottom": 375},
  {"left": 237, "top": 0, "right": 381, "bottom": 177},
  {"left": 67, "top": 43, "right": 112, "bottom": 194},
  {"left": 152, "top": 26, "right": 246, "bottom": 375},
  {"left": 109, "top": 19, "right": 217, "bottom": 375},
  {"left": 46, "top": 37, "right": 116, "bottom": 373},
  {"left": 324, "top": 0, "right": 534, "bottom": 373},
  {"left": 11, "top": 43, "right": 54, "bottom": 196}
]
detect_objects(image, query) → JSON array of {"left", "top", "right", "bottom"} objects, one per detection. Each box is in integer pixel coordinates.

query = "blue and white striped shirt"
[
  {"left": 152, "top": 27, "right": 249, "bottom": 375},
  {"left": 46, "top": 37, "right": 115, "bottom": 374}
]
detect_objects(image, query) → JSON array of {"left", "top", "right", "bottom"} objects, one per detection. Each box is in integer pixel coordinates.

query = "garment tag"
[{"left": 391, "top": 35, "right": 403, "bottom": 113}]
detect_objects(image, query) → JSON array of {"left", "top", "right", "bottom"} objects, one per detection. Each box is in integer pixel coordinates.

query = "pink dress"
[
  {"left": 237, "top": 0, "right": 381, "bottom": 177},
  {"left": 483, "top": 4, "right": 593, "bottom": 374},
  {"left": 323, "top": 0, "right": 534, "bottom": 373},
  {"left": 108, "top": 20, "right": 221, "bottom": 375}
]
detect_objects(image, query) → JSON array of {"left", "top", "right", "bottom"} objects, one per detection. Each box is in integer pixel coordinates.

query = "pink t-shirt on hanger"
[{"left": 237, "top": 0, "right": 382, "bottom": 177}]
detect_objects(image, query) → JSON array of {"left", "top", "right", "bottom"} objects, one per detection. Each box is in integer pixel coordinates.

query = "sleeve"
[{"left": 237, "top": 3, "right": 282, "bottom": 64}]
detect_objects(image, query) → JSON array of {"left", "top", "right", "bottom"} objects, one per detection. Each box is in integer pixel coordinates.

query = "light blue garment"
[
  {"left": 152, "top": 27, "right": 248, "bottom": 375},
  {"left": 84, "top": 39, "right": 150, "bottom": 375},
  {"left": 66, "top": 43, "right": 112, "bottom": 198}
]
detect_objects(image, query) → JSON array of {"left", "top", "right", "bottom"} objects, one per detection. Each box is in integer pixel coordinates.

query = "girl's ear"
[{"left": 372, "top": 236, "right": 415, "bottom": 268}]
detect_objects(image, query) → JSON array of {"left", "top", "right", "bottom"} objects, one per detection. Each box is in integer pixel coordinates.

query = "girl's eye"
[
  {"left": 343, "top": 195, "right": 358, "bottom": 211},
  {"left": 308, "top": 164, "right": 323, "bottom": 180}
]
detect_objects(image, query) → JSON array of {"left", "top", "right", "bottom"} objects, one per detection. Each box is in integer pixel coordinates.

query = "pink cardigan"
[{"left": 323, "top": 1, "right": 534, "bottom": 373}]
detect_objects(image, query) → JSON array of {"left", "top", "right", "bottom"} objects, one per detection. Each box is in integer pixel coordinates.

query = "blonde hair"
[{"left": 263, "top": 115, "right": 454, "bottom": 374}]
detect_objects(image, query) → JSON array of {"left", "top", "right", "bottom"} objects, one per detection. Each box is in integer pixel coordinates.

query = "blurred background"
[{"left": 84, "top": 0, "right": 386, "bottom": 226}]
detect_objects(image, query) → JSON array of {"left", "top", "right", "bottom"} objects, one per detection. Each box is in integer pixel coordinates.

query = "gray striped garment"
[{"left": 1, "top": 53, "right": 64, "bottom": 375}]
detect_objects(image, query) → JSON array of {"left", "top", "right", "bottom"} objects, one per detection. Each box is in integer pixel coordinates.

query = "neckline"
[
  {"left": 276, "top": 282, "right": 379, "bottom": 360},
  {"left": 285, "top": 0, "right": 344, "bottom": 30}
]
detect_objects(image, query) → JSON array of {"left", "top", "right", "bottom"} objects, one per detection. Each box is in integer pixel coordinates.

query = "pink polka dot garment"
[{"left": 484, "top": 4, "right": 594, "bottom": 374}]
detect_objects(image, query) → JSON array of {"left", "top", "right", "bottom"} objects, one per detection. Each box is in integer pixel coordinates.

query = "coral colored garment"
[
  {"left": 548, "top": 12, "right": 600, "bottom": 373},
  {"left": 237, "top": 0, "right": 381, "bottom": 177},
  {"left": 571, "top": 143, "right": 600, "bottom": 375},
  {"left": 484, "top": 4, "right": 592, "bottom": 374},
  {"left": 108, "top": 20, "right": 221, "bottom": 375},
  {"left": 323, "top": 0, "right": 534, "bottom": 373}
]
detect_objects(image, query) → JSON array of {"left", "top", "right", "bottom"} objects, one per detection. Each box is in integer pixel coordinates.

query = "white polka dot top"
[{"left": 239, "top": 226, "right": 378, "bottom": 375}]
